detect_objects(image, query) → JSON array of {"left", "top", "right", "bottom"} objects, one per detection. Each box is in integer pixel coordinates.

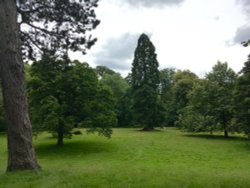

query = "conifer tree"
[{"left": 131, "top": 33, "right": 161, "bottom": 130}]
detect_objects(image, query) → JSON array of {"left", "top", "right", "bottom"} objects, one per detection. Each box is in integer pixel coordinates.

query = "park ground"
[{"left": 0, "top": 128, "right": 250, "bottom": 188}]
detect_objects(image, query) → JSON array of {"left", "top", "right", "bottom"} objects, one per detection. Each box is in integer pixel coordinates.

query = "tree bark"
[{"left": 0, "top": 0, "right": 40, "bottom": 172}]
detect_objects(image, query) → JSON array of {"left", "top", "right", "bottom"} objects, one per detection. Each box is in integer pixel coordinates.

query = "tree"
[
  {"left": 100, "top": 73, "right": 132, "bottom": 127},
  {"left": 234, "top": 55, "right": 250, "bottom": 137},
  {"left": 159, "top": 68, "right": 176, "bottom": 126},
  {"left": 179, "top": 62, "right": 237, "bottom": 138},
  {"left": 29, "top": 54, "right": 115, "bottom": 145},
  {"left": 206, "top": 62, "right": 237, "bottom": 137},
  {"left": 171, "top": 70, "right": 198, "bottom": 125},
  {"left": 84, "top": 84, "right": 117, "bottom": 137},
  {"left": 95, "top": 65, "right": 116, "bottom": 79},
  {"left": 131, "top": 33, "right": 161, "bottom": 130},
  {"left": 177, "top": 79, "right": 219, "bottom": 133},
  {"left": 0, "top": 0, "right": 100, "bottom": 171}
]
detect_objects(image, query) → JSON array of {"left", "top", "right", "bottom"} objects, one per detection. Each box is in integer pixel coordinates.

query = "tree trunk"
[
  {"left": 0, "top": 1, "right": 40, "bottom": 172},
  {"left": 142, "top": 126, "right": 155, "bottom": 131},
  {"left": 224, "top": 129, "right": 228, "bottom": 138},
  {"left": 57, "top": 124, "right": 64, "bottom": 146}
]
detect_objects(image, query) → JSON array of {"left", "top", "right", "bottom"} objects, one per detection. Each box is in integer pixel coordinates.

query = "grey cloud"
[
  {"left": 122, "top": 0, "right": 185, "bottom": 8},
  {"left": 93, "top": 33, "right": 142, "bottom": 71},
  {"left": 233, "top": 25, "right": 250, "bottom": 44},
  {"left": 237, "top": 0, "right": 250, "bottom": 16}
]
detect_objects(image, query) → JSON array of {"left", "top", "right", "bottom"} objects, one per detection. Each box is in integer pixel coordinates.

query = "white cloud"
[{"left": 237, "top": 0, "right": 250, "bottom": 17}]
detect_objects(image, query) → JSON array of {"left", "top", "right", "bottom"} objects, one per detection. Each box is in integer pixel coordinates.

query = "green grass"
[{"left": 0, "top": 128, "right": 250, "bottom": 188}]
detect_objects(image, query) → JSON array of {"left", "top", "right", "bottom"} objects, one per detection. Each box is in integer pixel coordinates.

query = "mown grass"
[{"left": 0, "top": 128, "right": 250, "bottom": 188}]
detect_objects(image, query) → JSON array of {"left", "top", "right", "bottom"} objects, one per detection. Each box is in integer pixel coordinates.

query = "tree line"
[{"left": 0, "top": 34, "right": 249, "bottom": 141}]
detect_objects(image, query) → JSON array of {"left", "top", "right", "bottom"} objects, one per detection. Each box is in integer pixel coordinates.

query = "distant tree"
[
  {"left": 173, "top": 70, "right": 197, "bottom": 83},
  {"left": 117, "top": 88, "right": 135, "bottom": 127},
  {"left": 171, "top": 70, "right": 198, "bottom": 125},
  {"left": 178, "top": 79, "right": 218, "bottom": 133},
  {"left": 179, "top": 62, "right": 237, "bottom": 137},
  {"left": 160, "top": 68, "right": 176, "bottom": 126},
  {"left": 206, "top": 62, "right": 237, "bottom": 137},
  {"left": 100, "top": 73, "right": 129, "bottom": 102},
  {"left": 95, "top": 65, "right": 116, "bottom": 78},
  {"left": 131, "top": 33, "right": 161, "bottom": 130},
  {"left": 100, "top": 73, "right": 132, "bottom": 127},
  {"left": 29, "top": 54, "right": 115, "bottom": 145},
  {"left": 160, "top": 68, "right": 176, "bottom": 96},
  {"left": 234, "top": 55, "right": 250, "bottom": 138},
  {"left": 0, "top": 0, "right": 100, "bottom": 171}
]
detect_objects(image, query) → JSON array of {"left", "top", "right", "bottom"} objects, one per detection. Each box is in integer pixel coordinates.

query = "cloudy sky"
[{"left": 70, "top": 0, "right": 250, "bottom": 77}]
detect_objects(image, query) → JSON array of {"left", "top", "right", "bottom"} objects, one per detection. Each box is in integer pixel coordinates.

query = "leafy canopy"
[
  {"left": 17, "top": 0, "right": 100, "bottom": 60},
  {"left": 28, "top": 53, "right": 116, "bottom": 145}
]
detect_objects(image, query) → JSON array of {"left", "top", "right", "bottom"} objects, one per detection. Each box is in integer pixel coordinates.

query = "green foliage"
[
  {"left": 131, "top": 34, "right": 160, "bottom": 91},
  {"left": 84, "top": 85, "right": 117, "bottom": 138},
  {"left": 133, "top": 85, "right": 158, "bottom": 128},
  {"left": 18, "top": 0, "right": 100, "bottom": 60},
  {"left": 95, "top": 65, "right": 116, "bottom": 78},
  {"left": 131, "top": 33, "right": 161, "bottom": 129},
  {"left": 28, "top": 53, "right": 116, "bottom": 145},
  {"left": 100, "top": 73, "right": 129, "bottom": 100},
  {"left": 99, "top": 73, "right": 132, "bottom": 127},
  {"left": 178, "top": 62, "right": 238, "bottom": 137},
  {"left": 234, "top": 55, "right": 250, "bottom": 137},
  {"left": 171, "top": 70, "right": 198, "bottom": 125},
  {"left": 206, "top": 62, "right": 237, "bottom": 136},
  {"left": 160, "top": 68, "right": 176, "bottom": 96},
  {"left": 159, "top": 68, "right": 176, "bottom": 126},
  {"left": 177, "top": 80, "right": 218, "bottom": 133}
]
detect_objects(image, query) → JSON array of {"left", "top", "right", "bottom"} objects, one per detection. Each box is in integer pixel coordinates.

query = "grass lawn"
[{"left": 0, "top": 128, "right": 250, "bottom": 188}]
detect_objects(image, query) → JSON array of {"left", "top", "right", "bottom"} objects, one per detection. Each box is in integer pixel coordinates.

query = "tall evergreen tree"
[{"left": 131, "top": 33, "right": 161, "bottom": 130}]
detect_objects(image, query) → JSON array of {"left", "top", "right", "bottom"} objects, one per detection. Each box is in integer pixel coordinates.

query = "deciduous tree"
[
  {"left": 178, "top": 62, "right": 237, "bottom": 138},
  {"left": 29, "top": 54, "right": 115, "bottom": 145},
  {"left": 206, "top": 62, "right": 237, "bottom": 137}
]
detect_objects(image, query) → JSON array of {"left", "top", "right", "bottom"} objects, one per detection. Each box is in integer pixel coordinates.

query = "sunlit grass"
[{"left": 0, "top": 128, "right": 250, "bottom": 188}]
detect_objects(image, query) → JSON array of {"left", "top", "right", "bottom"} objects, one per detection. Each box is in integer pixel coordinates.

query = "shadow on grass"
[
  {"left": 136, "top": 128, "right": 164, "bottom": 132},
  {"left": 35, "top": 140, "right": 115, "bottom": 158},
  {"left": 0, "top": 132, "right": 6, "bottom": 137},
  {"left": 183, "top": 133, "right": 248, "bottom": 142}
]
